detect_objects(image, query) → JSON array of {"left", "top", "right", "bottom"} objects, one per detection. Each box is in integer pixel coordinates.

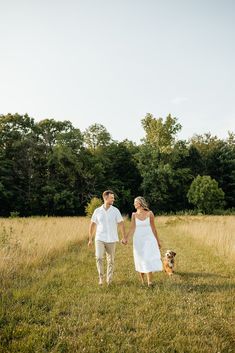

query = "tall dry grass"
[
  {"left": 1, "top": 215, "right": 234, "bottom": 276},
  {"left": 159, "top": 215, "right": 235, "bottom": 262},
  {"left": 0, "top": 217, "right": 90, "bottom": 275}
]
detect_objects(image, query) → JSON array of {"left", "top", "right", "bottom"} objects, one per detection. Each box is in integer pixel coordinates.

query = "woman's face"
[{"left": 134, "top": 199, "right": 141, "bottom": 209}]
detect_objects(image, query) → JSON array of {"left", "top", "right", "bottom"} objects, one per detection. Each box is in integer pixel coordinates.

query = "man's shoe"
[{"left": 98, "top": 278, "right": 103, "bottom": 285}]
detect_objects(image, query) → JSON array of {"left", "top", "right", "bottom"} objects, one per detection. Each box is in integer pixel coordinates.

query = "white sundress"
[{"left": 133, "top": 216, "right": 163, "bottom": 273}]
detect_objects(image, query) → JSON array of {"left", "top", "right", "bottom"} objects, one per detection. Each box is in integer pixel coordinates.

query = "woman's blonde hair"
[{"left": 134, "top": 196, "right": 150, "bottom": 211}]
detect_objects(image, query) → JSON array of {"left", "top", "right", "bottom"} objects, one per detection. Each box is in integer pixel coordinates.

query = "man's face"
[{"left": 105, "top": 193, "right": 115, "bottom": 205}]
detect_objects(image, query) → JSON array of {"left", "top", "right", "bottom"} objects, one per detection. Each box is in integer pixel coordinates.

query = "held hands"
[
  {"left": 88, "top": 239, "right": 93, "bottom": 247},
  {"left": 121, "top": 237, "right": 128, "bottom": 245}
]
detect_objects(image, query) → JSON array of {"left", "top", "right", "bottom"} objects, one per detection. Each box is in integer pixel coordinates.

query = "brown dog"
[{"left": 163, "top": 250, "right": 176, "bottom": 276}]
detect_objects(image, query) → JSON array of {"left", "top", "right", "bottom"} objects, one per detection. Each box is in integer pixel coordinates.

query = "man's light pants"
[{"left": 95, "top": 240, "right": 116, "bottom": 283}]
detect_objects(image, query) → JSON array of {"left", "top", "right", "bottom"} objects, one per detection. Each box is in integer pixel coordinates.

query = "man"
[{"left": 88, "top": 190, "right": 127, "bottom": 285}]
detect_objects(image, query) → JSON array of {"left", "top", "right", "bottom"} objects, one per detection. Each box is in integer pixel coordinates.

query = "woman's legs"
[
  {"left": 138, "top": 272, "right": 154, "bottom": 286},
  {"left": 147, "top": 272, "right": 153, "bottom": 286},
  {"left": 139, "top": 272, "right": 145, "bottom": 284}
]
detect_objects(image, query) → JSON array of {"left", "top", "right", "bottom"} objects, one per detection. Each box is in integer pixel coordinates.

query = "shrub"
[
  {"left": 85, "top": 197, "right": 103, "bottom": 217},
  {"left": 187, "top": 175, "right": 225, "bottom": 214},
  {"left": 10, "top": 211, "right": 20, "bottom": 218}
]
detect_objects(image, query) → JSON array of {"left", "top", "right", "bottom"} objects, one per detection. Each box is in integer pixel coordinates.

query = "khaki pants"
[{"left": 95, "top": 240, "right": 116, "bottom": 283}]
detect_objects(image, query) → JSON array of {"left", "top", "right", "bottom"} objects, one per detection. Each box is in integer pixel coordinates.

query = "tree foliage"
[
  {"left": 83, "top": 124, "right": 112, "bottom": 151},
  {"left": 0, "top": 113, "right": 234, "bottom": 216},
  {"left": 141, "top": 113, "right": 182, "bottom": 152},
  {"left": 187, "top": 175, "right": 225, "bottom": 213}
]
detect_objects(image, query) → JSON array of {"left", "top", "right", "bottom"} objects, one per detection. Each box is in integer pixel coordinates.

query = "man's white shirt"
[{"left": 91, "top": 205, "right": 123, "bottom": 242}]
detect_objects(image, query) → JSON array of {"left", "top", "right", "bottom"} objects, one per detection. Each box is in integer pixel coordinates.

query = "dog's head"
[{"left": 165, "top": 250, "right": 176, "bottom": 259}]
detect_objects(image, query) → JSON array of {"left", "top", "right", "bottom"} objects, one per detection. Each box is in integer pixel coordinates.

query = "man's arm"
[
  {"left": 118, "top": 221, "right": 127, "bottom": 244},
  {"left": 88, "top": 221, "right": 96, "bottom": 247}
]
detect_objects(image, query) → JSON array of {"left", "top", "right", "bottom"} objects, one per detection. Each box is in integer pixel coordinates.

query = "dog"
[{"left": 163, "top": 250, "right": 176, "bottom": 276}]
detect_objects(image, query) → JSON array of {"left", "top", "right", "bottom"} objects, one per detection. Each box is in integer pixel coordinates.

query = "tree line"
[{"left": 0, "top": 113, "right": 234, "bottom": 216}]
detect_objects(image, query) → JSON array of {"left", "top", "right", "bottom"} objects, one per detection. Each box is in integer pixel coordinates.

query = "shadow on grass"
[
  {"left": 107, "top": 279, "right": 165, "bottom": 291},
  {"left": 174, "top": 282, "right": 235, "bottom": 293},
  {"left": 170, "top": 272, "right": 235, "bottom": 293},
  {"left": 103, "top": 279, "right": 137, "bottom": 288},
  {"left": 177, "top": 271, "right": 231, "bottom": 279},
  {"left": 113, "top": 272, "right": 235, "bottom": 294}
]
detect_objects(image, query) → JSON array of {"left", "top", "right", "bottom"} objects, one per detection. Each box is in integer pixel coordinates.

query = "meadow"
[{"left": 0, "top": 216, "right": 235, "bottom": 353}]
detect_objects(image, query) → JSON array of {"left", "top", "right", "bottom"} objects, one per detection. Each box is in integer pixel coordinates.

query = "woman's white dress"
[{"left": 133, "top": 216, "right": 162, "bottom": 273}]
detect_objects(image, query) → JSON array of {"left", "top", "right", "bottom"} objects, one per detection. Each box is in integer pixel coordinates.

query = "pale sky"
[{"left": 0, "top": 0, "right": 234, "bottom": 143}]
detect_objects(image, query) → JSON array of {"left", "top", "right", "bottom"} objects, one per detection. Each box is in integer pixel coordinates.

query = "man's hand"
[
  {"left": 88, "top": 239, "right": 93, "bottom": 247},
  {"left": 118, "top": 221, "right": 127, "bottom": 245},
  {"left": 88, "top": 222, "right": 96, "bottom": 248},
  {"left": 121, "top": 237, "right": 128, "bottom": 245}
]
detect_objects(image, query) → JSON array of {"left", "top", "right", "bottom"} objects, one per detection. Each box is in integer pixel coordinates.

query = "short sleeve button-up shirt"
[{"left": 91, "top": 205, "right": 123, "bottom": 242}]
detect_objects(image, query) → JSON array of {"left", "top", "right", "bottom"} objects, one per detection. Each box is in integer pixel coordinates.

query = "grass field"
[{"left": 0, "top": 216, "right": 235, "bottom": 353}]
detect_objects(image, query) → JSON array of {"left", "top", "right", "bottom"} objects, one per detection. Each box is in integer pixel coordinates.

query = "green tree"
[
  {"left": 0, "top": 114, "right": 86, "bottom": 216},
  {"left": 190, "top": 133, "right": 235, "bottom": 208},
  {"left": 83, "top": 124, "right": 112, "bottom": 151},
  {"left": 226, "top": 131, "right": 235, "bottom": 145},
  {"left": 40, "top": 145, "right": 79, "bottom": 215},
  {"left": 0, "top": 113, "right": 39, "bottom": 215},
  {"left": 187, "top": 175, "right": 225, "bottom": 213},
  {"left": 167, "top": 141, "right": 194, "bottom": 210},
  {"left": 141, "top": 113, "right": 182, "bottom": 152},
  {"left": 136, "top": 144, "right": 171, "bottom": 212},
  {"left": 36, "top": 119, "right": 80, "bottom": 151},
  {"left": 35, "top": 119, "right": 84, "bottom": 215},
  {"left": 136, "top": 141, "right": 193, "bottom": 213},
  {"left": 206, "top": 142, "right": 235, "bottom": 209},
  {"left": 102, "top": 142, "right": 142, "bottom": 214},
  {"left": 187, "top": 145, "right": 204, "bottom": 177}
]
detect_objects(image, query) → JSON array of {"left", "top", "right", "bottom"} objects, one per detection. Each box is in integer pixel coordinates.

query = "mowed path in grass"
[{"left": 1, "top": 222, "right": 235, "bottom": 353}]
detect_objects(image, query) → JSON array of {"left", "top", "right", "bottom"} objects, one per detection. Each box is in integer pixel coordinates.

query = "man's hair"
[{"left": 102, "top": 190, "right": 115, "bottom": 199}]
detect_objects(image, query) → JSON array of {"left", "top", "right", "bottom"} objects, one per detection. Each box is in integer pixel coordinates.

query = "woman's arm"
[
  {"left": 149, "top": 211, "right": 161, "bottom": 248},
  {"left": 126, "top": 213, "right": 136, "bottom": 241}
]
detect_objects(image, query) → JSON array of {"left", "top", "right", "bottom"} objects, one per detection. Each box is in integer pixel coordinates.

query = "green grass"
[{"left": 0, "top": 221, "right": 235, "bottom": 353}]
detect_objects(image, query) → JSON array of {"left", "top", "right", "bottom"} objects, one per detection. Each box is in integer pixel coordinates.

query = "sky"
[{"left": 0, "top": 0, "right": 235, "bottom": 143}]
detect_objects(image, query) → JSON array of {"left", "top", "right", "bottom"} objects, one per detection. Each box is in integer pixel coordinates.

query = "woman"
[{"left": 127, "top": 196, "right": 162, "bottom": 287}]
